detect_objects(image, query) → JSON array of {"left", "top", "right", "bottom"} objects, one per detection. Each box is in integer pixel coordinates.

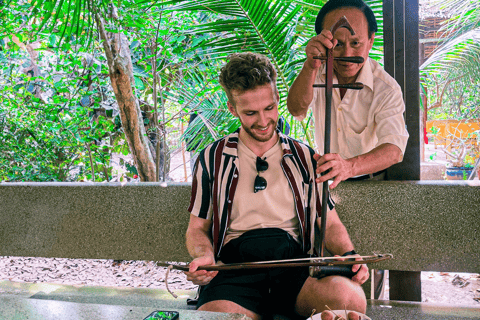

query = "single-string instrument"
[{"left": 312, "top": 16, "right": 368, "bottom": 278}]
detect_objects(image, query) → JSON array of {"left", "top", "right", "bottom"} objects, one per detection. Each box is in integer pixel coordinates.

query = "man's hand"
[
  {"left": 184, "top": 255, "right": 218, "bottom": 286},
  {"left": 305, "top": 30, "right": 338, "bottom": 69},
  {"left": 314, "top": 153, "right": 354, "bottom": 189},
  {"left": 333, "top": 254, "right": 369, "bottom": 285},
  {"left": 350, "top": 255, "right": 369, "bottom": 285}
]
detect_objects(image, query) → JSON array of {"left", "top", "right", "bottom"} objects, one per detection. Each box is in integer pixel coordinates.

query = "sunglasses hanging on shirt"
[{"left": 254, "top": 157, "right": 268, "bottom": 193}]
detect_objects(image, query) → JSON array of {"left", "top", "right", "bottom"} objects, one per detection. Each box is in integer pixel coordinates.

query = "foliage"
[
  {"left": 420, "top": 0, "right": 480, "bottom": 121},
  {"left": 1, "top": 0, "right": 387, "bottom": 181},
  {"left": 157, "top": 0, "right": 385, "bottom": 150},
  {"left": 0, "top": 36, "right": 121, "bottom": 181},
  {"left": 0, "top": 2, "right": 124, "bottom": 181}
]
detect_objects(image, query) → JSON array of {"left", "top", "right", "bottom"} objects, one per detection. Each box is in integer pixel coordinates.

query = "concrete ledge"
[
  {"left": 331, "top": 181, "right": 480, "bottom": 273},
  {"left": 1, "top": 181, "right": 479, "bottom": 274},
  {"left": 1, "top": 281, "right": 479, "bottom": 320}
]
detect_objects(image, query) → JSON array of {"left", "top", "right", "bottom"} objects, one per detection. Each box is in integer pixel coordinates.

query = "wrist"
[
  {"left": 303, "top": 60, "right": 319, "bottom": 74},
  {"left": 346, "top": 157, "right": 357, "bottom": 177},
  {"left": 342, "top": 249, "right": 357, "bottom": 256}
]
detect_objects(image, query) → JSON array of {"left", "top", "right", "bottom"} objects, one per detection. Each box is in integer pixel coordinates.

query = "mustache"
[{"left": 252, "top": 120, "right": 277, "bottom": 129}]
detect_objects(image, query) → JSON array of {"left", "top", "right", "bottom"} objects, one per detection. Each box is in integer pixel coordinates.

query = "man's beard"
[{"left": 241, "top": 119, "right": 278, "bottom": 142}]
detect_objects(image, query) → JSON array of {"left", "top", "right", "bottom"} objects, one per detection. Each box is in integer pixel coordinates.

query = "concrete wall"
[
  {"left": 0, "top": 183, "right": 192, "bottom": 262},
  {"left": 0, "top": 181, "right": 479, "bottom": 273}
]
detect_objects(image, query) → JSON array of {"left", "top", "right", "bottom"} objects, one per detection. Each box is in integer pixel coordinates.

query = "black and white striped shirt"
[{"left": 188, "top": 130, "right": 334, "bottom": 258}]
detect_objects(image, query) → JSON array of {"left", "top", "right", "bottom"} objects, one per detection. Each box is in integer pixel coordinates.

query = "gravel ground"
[
  {"left": 1, "top": 256, "right": 479, "bottom": 306},
  {"left": 0, "top": 256, "right": 196, "bottom": 291}
]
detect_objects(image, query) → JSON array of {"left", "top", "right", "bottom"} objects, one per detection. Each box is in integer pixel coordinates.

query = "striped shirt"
[{"left": 188, "top": 130, "right": 334, "bottom": 258}]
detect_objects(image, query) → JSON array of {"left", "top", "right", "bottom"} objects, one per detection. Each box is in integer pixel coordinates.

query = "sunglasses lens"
[
  {"left": 256, "top": 157, "right": 269, "bottom": 172},
  {"left": 254, "top": 175, "right": 267, "bottom": 193}
]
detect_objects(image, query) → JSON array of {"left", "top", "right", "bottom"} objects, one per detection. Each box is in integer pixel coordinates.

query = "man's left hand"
[
  {"left": 314, "top": 153, "right": 354, "bottom": 188},
  {"left": 351, "top": 256, "right": 369, "bottom": 285},
  {"left": 334, "top": 254, "right": 369, "bottom": 285}
]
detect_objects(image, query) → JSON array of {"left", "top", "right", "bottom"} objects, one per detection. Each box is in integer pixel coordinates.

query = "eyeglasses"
[{"left": 254, "top": 157, "right": 268, "bottom": 193}]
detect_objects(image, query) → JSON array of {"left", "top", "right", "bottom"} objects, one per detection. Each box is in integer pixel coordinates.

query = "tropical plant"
[
  {"left": 1, "top": 0, "right": 387, "bottom": 181},
  {"left": 420, "top": 0, "right": 480, "bottom": 122},
  {"left": 0, "top": 3, "right": 122, "bottom": 182},
  {"left": 157, "top": 0, "right": 385, "bottom": 151},
  {"left": 0, "top": 0, "right": 211, "bottom": 181}
]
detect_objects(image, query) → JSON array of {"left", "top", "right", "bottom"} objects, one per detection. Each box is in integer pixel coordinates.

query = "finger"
[
  {"left": 351, "top": 264, "right": 360, "bottom": 273},
  {"left": 316, "top": 161, "right": 334, "bottom": 175},
  {"left": 332, "top": 39, "right": 338, "bottom": 49},
  {"left": 328, "top": 176, "right": 342, "bottom": 189},
  {"left": 313, "top": 153, "right": 321, "bottom": 162},
  {"left": 333, "top": 254, "right": 346, "bottom": 262},
  {"left": 318, "top": 153, "right": 338, "bottom": 162},
  {"left": 316, "top": 170, "right": 337, "bottom": 183},
  {"left": 353, "top": 265, "right": 368, "bottom": 283},
  {"left": 320, "top": 29, "right": 334, "bottom": 41}
]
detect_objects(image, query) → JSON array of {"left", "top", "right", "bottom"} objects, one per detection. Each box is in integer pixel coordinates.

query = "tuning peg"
[
  {"left": 313, "top": 56, "right": 364, "bottom": 64},
  {"left": 313, "top": 82, "right": 364, "bottom": 90}
]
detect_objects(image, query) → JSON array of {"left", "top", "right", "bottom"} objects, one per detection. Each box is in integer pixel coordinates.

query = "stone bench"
[{"left": 0, "top": 181, "right": 479, "bottom": 319}]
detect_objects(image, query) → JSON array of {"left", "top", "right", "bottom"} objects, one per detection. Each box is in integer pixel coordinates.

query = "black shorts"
[
  {"left": 197, "top": 265, "right": 310, "bottom": 316},
  {"left": 197, "top": 228, "right": 311, "bottom": 317}
]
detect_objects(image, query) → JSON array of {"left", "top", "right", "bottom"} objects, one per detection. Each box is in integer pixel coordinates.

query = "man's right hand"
[
  {"left": 305, "top": 30, "right": 338, "bottom": 69},
  {"left": 184, "top": 255, "right": 219, "bottom": 286}
]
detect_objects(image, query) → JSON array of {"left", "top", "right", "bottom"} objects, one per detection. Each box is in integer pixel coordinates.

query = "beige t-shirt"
[
  {"left": 301, "top": 58, "right": 409, "bottom": 159},
  {"left": 223, "top": 138, "right": 300, "bottom": 245}
]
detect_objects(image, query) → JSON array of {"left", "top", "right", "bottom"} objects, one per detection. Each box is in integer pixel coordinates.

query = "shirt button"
[
  {"left": 233, "top": 174, "right": 238, "bottom": 178},
  {"left": 338, "top": 107, "right": 343, "bottom": 111},
  {"left": 337, "top": 128, "right": 341, "bottom": 132},
  {"left": 228, "top": 200, "right": 231, "bottom": 203}
]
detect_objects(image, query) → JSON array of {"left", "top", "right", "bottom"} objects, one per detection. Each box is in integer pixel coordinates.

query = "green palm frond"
[
  {"left": 421, "top": 0, "right": 480, "bottom": 78},
  {"left": 163, "top": 0, "right": 303, "bottom": 94},
  {"left": 158, "top": 0, "right": 386, "bottom": 145},
  {"left": 161, "top": 62, "right": 239, "bottom": 151},
  {"left": 436, "top": 0, "right": 480, "bottom": 40},
  {"left": 158, "top": 0, "right": 316, "bottom": 142},
  {"left": 30, "top": 0, "right": 109, "bottom": 46},
  {"left": 421, "top": 28, "right": 480, "bottom": 80}
]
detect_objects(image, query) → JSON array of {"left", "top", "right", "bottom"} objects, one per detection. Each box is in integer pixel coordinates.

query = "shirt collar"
[{"left": 356, "top": 57, "right": 374, "bottom": 91}]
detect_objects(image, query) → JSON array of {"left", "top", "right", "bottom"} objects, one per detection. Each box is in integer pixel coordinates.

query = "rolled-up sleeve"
[
  {"left": 187, "top": 151, "right": 212, "bottom": 220},
  {"left": 374, "top": 86, "right": 410, "bottom": 158}
]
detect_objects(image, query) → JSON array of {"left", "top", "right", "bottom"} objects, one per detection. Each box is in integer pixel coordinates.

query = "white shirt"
[{"left": 307, "top": 58, "right": 409, "bottom": 159}]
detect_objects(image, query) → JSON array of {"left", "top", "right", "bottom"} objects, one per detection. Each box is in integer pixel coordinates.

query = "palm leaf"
[
  {"left": 156, "top": 0, "right": 317, "bottom": 142},
  {"left": 436, "top": 0, "right": 480, "bottom": 40},
  {"left": 421, "top": 0, "right": 480, "bottom": 79},
  {"left": 30, "top": 0, "right": 111, "bottom": 45},
  {"left": 421, "top": 28, "right": 480, "bottom": 81}
]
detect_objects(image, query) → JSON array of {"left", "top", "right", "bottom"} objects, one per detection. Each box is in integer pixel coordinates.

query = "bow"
[{"left": 156, "top": 253, "right": 392, "bottom": 272}]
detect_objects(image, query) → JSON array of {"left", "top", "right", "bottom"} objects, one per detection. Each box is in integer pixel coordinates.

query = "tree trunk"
[{"left": 94, "top": 12, "right": 156, "bottom": 181}]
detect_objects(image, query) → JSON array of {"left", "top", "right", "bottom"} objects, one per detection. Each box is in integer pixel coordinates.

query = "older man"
[{"left": 287, "top": 0, "right": 409, "bottom": 189}]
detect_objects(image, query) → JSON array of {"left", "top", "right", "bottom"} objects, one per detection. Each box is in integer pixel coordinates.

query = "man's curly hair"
[{"left": 219, "top": 52, "right": 277, "bottom": 106}]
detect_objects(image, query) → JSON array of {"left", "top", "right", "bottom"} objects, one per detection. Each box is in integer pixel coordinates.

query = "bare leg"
[
  {"left": 295, "top": 276, "right": 366, "bottom": 317},
  {"left": 199, "top": 300, "right": 261, "bottom": 320}
]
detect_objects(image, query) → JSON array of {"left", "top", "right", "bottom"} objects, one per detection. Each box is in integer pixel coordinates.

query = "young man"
[
  {"left": 287, "top": 0, "right": 409, "bottom": 189},
  {"left": 184, "top": 52, "right": 369, "bottom": 319}
]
